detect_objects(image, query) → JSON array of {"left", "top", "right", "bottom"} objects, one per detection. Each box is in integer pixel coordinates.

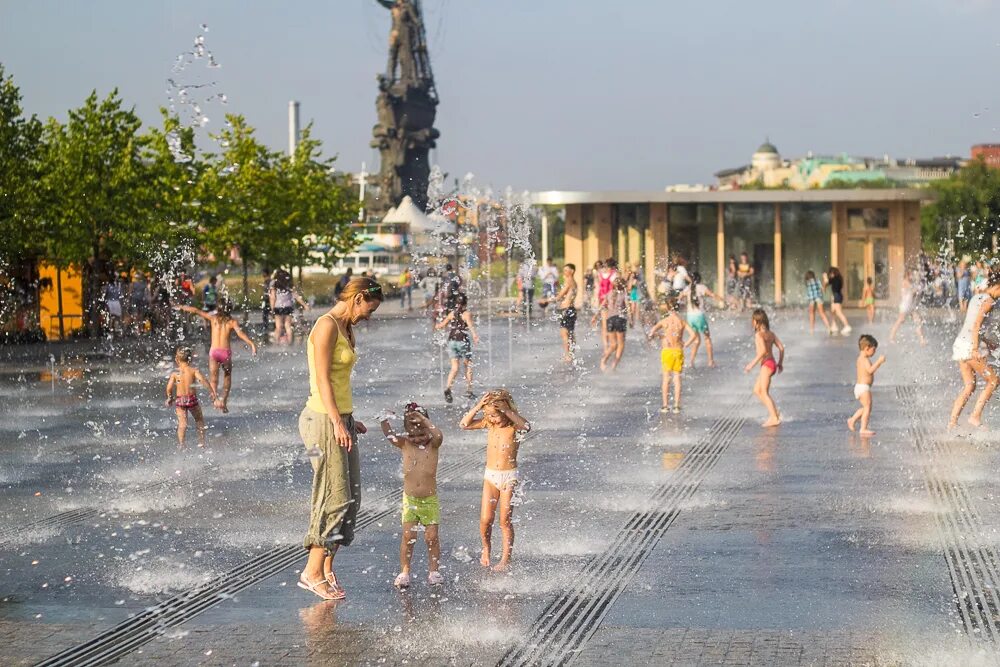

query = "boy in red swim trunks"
[
  {"left": 176, "top": 299, "right": 256, "bottom": 413},
  {"left": 744, "top": 309, "right": 784, "bottom": 427},
  {"left": 166, "top": 347, "right": 217, "bottom": 448}
]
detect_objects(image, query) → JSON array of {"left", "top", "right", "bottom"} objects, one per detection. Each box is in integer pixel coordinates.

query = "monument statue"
[{"left": 371, "top": 0, "right": 440, "bottom": 214}]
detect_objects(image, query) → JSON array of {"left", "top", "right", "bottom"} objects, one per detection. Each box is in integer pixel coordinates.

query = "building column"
[
  {"left": 593, "top": 203, "right": 613, "bottom": 263},
  {"left": 831, "top": 202, "right": 841, "bottom": 269},
  {"left": 774, "top": 204, "right": 783, "bottom": 305},
  {"left": 716, "top": 203, "right": 725, "bottom": 296},
  {"left": 647, "top": 203, "right": 668, "bottom": 295},
  {"left": 564, "top": 205, "right": 584, "bottom": 307}
]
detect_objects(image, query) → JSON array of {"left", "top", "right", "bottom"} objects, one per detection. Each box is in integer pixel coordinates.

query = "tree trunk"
[{"left": 241, "top": 251, "right": 250, "bottom": 325}]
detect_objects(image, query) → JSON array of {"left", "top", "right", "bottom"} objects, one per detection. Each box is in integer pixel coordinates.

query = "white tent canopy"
[{"left": 381, "top": 196, "right": 449, "bottom": 235}]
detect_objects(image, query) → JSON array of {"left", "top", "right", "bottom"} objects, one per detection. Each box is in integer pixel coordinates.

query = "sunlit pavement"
[{"left": 2, "top": 306, "right": 999, "bottom": 666}]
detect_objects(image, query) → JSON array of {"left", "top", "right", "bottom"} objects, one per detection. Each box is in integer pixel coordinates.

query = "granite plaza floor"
[{"left": 1, "top": 305, "right": 999, "bottom": 666}]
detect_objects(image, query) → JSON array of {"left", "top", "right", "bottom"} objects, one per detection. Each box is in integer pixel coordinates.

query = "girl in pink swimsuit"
[{"left": 744, "top": 309, "right": 784, "bottom": 427}]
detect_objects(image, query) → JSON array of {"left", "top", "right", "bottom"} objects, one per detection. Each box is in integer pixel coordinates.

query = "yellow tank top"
[{"left": 306, "top": 314, "right": 356, "bottom": 414}]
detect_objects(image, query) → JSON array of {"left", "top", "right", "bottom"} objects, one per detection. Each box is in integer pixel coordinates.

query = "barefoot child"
[
  {"left": 460, "top": 389, "right": 530, "bottom": 572},
  {"left": 860, "top": 277, "right": 876, "bottom": 324},
  {"left": 848, "top": 335, "right": 886, "bottom": 435},
  {"left": 744, "top": 309, "right": 784, "bottom": 427},
  {"left": 380, "top": 403, "right": 444, "bottom": 589},
  {"left": 648, "top": 296, "right": 696, "bottom": 413},
  {"left": 804, "top": 271, "right": 832, "bottom": 334},
  {"left": 165, "top": 347, "right": 217, "bottom": 448},
  {"left": 175, "top": 299, "right": 257, "bottom": 413}
]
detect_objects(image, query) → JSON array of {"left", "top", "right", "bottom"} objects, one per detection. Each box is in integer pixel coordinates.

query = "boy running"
[
  {"left": 165, "top": 347, "right": 217, "bottom": 448},
  {"left": 175, "top": 299, "right": 256, "bottom": 413},
  {"left": 460, "top": 389, "right": 530, "bottom": 572},
  {"left": 539, "top": 263, "right": 578, "bottom": 363},
  {"left": 848, "top": 335, "right": 886, "bottom": 436},
  {"left": 380, "top": 403, "right": 445, "bottom": 589},
  {"left": 648, "top": 296, "right": 696, "bottom": 414}
]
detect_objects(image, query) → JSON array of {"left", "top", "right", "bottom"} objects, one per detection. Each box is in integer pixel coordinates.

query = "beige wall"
[{"left": 564, "top": 204, "right": 584, "bottom": 307}]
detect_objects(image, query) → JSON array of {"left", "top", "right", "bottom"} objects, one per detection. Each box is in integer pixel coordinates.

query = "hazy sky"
[{"left": 2, "top": 1, "right": 998, "bottom": 191}]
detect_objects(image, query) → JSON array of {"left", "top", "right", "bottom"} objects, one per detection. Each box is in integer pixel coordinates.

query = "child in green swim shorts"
[{"left": 380, "top": 402, "right": 444, "bottom": 589}]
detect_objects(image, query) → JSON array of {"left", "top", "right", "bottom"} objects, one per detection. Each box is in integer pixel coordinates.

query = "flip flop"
[
  {"left": 297, "top": 575, "right": 341, "bottom": 601},
  {"left": 325, "top": 571, "right": 347, "bottom": 598}
]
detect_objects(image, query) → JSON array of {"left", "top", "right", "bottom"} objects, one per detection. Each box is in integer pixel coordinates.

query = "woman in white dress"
[{"left": 950, "top": 267, "right": 1000, "bottom": 428}]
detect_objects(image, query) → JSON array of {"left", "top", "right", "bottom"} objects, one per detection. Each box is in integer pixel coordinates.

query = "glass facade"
[
  {"left": 724, "top": 204, "right": 775, "bottom": 303},
  {"left": 781, "top": 204, "right": 832, "bottom": 305},
  {"left": 667, "top": 204, "right": 717, "bottom": 290},
  {"left": 613, "top": 204, "right": 650, "bottom": 270},
  {"left": 847, "top": 207, "right": 889, "bottom": 231}
]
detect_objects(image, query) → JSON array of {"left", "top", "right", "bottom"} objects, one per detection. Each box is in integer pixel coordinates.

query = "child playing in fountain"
[
  {"left": 848, "top": 334, "right": 886, "bottom": 436},
  {"left": 460, "top": 389, "right": 530, "bottom": 572},
  {"left": 744, "top": 309, "right": 784, "bottom": 427},
  {"left": 165, "top": 347, "right": 217, "bottom": 448},
  {"left": 380, "top": 402, "right": 445, "bottom": 589},
  {"left": 647, "top": 296, "right": 696, "bottom": 414},
  {"left": 175, "top": 299, "right": 256, "bottom": 413}
]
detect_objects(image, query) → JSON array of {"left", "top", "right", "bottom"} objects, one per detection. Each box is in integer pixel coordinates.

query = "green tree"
[
  {"left": 37, "top": 90, "right": 149, "bottom": 333},
  {"left": 139, "top": 109, "right": 206, "bottom": 253},
  {"left": 921, "top": 157, "right": 1000, "bottom": 257},
  {"left": 199, "top": 114, "right": 282, "bottom": 305},
  {"left": 0, "top": 65, "right": 43, "bottom": 264},
  {"left": 276, "top": 124, "right": 357, "bottom": 279}
]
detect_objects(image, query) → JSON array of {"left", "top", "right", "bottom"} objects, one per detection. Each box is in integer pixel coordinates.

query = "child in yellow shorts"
[
  {"left": 648, "top": 297, "right": 696, "bottom": 413},
  {"left": 380, "top": 402, "right": 444, "bottom": 588}
]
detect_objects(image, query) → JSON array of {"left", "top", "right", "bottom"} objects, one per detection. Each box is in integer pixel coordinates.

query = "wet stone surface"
[{"left": 0, "top": 308, "right": 997, "bottom": 665}]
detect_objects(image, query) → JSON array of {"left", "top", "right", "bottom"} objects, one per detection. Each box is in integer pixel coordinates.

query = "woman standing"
[
  {"left": 737, "top": 252, "right": 754, "bottom": 310},
  {"left": 950, "top": 268, "right": 1000, "bottom": 428},
  {"left": 824, "top": 267, "right": 852, "bottom": 335},
  {"left": 298, "top": 277, "right": 383, "bottom": 600},
  {"left": 726, "top": 255, "right": 739, "bottom": 310}
]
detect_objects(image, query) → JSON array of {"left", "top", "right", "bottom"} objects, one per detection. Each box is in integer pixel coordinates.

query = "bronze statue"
[{"left": 371, "top": 0, "right": 440, "bottom": 214}]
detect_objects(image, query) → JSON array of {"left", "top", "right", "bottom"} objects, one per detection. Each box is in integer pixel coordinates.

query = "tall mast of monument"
[{"left": 370, "top": 0, "right": 440, "bottom": 215}]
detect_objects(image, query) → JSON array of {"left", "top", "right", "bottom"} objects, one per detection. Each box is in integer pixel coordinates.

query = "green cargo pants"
[{"left": 299, "top": 407, "right": 360, "bottom": 551}]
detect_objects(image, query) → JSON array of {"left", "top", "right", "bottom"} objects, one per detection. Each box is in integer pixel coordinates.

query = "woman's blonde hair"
[{"left": 339, "top": 277, "right": 384, "bottom": 303}]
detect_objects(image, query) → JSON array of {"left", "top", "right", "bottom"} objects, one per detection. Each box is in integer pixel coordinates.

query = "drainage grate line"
[
  {"left": 897, "top": 385, "right": 1000, "bottom": 642},
  {"left": 499, "top": 403, "right": 748, "bottom": 667},
  {"left": 36, "top": 444, "right": 493, "bottom": 667}
]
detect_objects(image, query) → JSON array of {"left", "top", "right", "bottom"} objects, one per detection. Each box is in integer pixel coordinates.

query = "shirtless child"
[
  {"left": 848, "top": 335, "right": 886, "bottom": 436},
  {"left": 165, "top": 347, "right": 217, "bottom": 448},
  {"left": 380, "top": 403, "right": 445, "bottom": 589},
  {"left": 176, "top": 299, "right": 256, "bottom": 413},
  {"left": 647, "top": 296, "right": 696, "bottom": 414},
  {"left": 744, "top": 309, "right": 784, "bottom": 427},
  {"left": 460, "top": 389, "right": 530, "bottom": 572},
  {"left": 539, "top": 263, "right": 578, "bottom": 363}
]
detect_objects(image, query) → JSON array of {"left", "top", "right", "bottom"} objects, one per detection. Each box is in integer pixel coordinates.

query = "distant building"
[
  {"left": 972, "top": 144, "right": 1000, "bottom": 168},
  {"left": 713, "top": 140, "right": 962, "bottom": 190}
]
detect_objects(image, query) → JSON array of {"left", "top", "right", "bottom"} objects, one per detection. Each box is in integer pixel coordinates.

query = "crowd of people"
[{"left": 148, "top": 249, "right": 1000, "bottom": 600}]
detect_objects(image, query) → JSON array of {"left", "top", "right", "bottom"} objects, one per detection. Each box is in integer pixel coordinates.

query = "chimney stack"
[{"left": 288, "top": 100, "right": 300, "bottom": 157}]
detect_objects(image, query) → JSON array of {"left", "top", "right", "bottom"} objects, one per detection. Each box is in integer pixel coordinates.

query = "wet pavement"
[{"left": 2, "top": 305, "right": 999, "bottom": 666}]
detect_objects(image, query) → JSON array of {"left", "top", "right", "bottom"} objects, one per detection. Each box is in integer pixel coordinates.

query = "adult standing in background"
[
  {"left": 824, "top": 267, "right": 852, "bottom": 335},
  {"left": 298, "top": 277, "right": 383, "bottom": 600}
]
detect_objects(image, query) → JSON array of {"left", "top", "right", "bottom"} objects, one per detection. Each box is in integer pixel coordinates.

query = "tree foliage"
[
  {"left": 0, "top": 67, "right": 358, "bottom": 330},
  {"left": 921, "top": 157, "right": 1000, "bottom": 257}
]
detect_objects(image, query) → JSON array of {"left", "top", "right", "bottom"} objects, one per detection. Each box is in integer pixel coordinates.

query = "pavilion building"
[{"left": 529, "top": 188, "right": 926, "bottom": 307}]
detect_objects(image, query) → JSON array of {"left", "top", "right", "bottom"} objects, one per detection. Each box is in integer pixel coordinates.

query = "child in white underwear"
[
  {"left": 460, "top": 389, "right": 530, "bottom": 572},
  {"left": 848, "top": 334, "right": 886, "bottom": 436}
]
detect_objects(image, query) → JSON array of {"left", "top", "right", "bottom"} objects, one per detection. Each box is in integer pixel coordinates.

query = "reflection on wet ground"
[{"left": 1, "top": 311, "right": 998, "bottom": 664}]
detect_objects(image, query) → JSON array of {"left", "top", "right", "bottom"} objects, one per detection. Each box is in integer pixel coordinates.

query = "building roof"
[
  {"left": 755, "top": 140, "right": 778, "bottom": 154},
  {"left": 714, "top": 165, "right": 750, "bottom": 178},
  {"left": 528, "top": 188, "right": 930, "bottom": 206}
]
